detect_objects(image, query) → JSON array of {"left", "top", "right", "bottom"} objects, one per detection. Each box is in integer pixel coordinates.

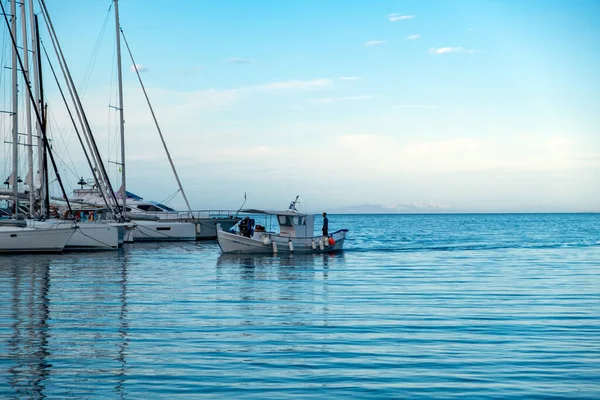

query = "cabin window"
[
  {"left": 138, "top": 204, "right": 164, "bottom": 212},
  {"left": 278, "top": 215, "right": 305, "bottom": 226},
  {"left": 292, "top": 216, "right": 305, "bottom": 225},
  {"left": 156, "top": 203, "right": 175, "bottom": 212},
  {"left": 156, "top": 227, "right": 171, "bottom": 231},
  {"left": 278, "top": 215, "right": 292, "bottom": 226}
]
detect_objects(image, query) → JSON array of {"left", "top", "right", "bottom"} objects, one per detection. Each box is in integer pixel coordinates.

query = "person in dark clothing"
[
  {"left": 322, "top": 212, "right": 328, "bottom": 236},
  {"left": 239, "top": 216, "right": 250, "bottom": 237},
  {"left": 249, "top": 218, "right": 255, "bottom": 237}
]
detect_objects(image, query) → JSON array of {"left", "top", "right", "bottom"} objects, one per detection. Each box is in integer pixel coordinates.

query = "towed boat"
[{"left": 216, "top": 198, "right": 348, "bottom": 254}]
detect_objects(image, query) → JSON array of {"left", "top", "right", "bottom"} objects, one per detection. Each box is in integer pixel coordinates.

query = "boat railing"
[{"left": 130, "top": 209, "right": 240, "bottom": 221}]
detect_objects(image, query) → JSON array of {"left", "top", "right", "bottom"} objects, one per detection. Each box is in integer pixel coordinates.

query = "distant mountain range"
[
  {"left": 324, "top": 204, "right": 599, "bottom": 214},
  {"left": 327, "top": 203, "right": 457, "bottom": 214}
]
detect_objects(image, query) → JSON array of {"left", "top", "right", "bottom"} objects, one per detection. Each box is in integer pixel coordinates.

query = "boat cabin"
[{"left": 241, "top": 209, "right": 315, "bottom": 238}]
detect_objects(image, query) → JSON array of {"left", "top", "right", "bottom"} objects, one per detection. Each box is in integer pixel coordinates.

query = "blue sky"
[{"left": 2, "top": 0, "right": 599, "bottom": 212}]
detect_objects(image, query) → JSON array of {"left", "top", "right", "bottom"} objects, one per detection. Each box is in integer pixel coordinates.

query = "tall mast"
[
  {"left": 20, "top": 1, "right": 34, "bottom": 217},
  {"left": 10, "top": 0, "right": 18, "bottom": 217},
  {"left": 29, "top": 0, "right": 45, "bottom": 216},
  {"left": 38, "top": 0, "right": 120, "bottom": 217},
  {"left": 114, "top": 0, "right": 126, "bottom": 213}
]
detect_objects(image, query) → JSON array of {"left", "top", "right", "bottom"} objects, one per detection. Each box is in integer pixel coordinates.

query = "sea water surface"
[{"left": 0, "top": 213, "right": 599, "bottom": 399}]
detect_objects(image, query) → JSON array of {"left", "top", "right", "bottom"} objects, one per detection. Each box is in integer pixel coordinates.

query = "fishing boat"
[{"left": 216, "top": 197, "right": 348, "bottom": 254}]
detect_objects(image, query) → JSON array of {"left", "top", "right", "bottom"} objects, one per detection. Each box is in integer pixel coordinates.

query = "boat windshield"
[
  {"left": 154, "top": 203, "right": 176, "bottom": 212},
  {"left": 277, "top": 215, "right": 305, "bottom": 226}
]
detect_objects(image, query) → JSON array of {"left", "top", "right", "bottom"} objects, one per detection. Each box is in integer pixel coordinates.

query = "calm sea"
[{"left": 0, "top": 213, "right": 598, "bottom": 399}]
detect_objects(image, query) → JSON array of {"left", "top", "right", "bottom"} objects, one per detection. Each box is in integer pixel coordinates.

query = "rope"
[
  {"left": 159, "top": 189, "right": 180, "bottom": 206},
  {"left": 73, "top": 224, "right": 116, "bottom": 248},
  {"left": 131, "top": 223, "right": 197, "bottom": 251}
]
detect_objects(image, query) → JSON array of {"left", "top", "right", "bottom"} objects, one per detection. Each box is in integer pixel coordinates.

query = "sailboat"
[
  {"left": 1, "top": 0, "right": 125, "bottom": 251},
  {"left": 0, "top": 0, "right": 75, "bottom": 253},
  {"left": 106, "top": 0, "right": 196, "bottom": 241},
  {"left": 70, "top": 0, "right": 239, "bottom": 241}
]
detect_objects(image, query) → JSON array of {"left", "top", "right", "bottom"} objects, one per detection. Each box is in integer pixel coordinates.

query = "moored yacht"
[
  {"left": 72, "top": 186, "right": 237, "bottom": 240},
  {"left": 71, "top": 187, "right": 196, "bottom": 241}
]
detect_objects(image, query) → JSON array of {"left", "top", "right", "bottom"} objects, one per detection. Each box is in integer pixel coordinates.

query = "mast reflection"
[{"left": 0, "top": 251, "right": 130, "bottom": 398}]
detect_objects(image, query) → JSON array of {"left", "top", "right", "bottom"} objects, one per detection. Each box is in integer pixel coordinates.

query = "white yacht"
[
  {"left": 72, "top": 186, "right": 237, "bottom": 240},
  {"left": 71, "top": 187, "right": 196, "bottom": 241}
]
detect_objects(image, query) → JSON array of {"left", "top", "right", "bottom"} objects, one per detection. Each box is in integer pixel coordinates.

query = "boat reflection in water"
[
  {"left": 216, "top": 251, "right": 346, "bottom": 271},
  {"left": 0, "top": 252, "right": 129, "bottom": 398},
  {"left": 216, "top": 252, "right": 346, "bottom": 292}
]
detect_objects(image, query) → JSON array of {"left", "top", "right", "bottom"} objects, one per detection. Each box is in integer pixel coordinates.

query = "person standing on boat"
[{"left": 322, "top": 212, "right": 329, "bottom": 236}]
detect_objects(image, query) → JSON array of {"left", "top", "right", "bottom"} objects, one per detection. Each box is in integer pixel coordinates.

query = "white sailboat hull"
[
  {"left": 27, "top": 221, "right": 119, "bottom": 251},
  {"left": 68, "top": 224, "right": 119, "bottom": 250},
  {"left": 132, "top": 220, "right": 196, "bottom": 241},
  {"left": 0, "top": 225, "right": 75, "bottom": 253},
  {"left": 217, "top": 226, "right": 348, "bottom": 254}
]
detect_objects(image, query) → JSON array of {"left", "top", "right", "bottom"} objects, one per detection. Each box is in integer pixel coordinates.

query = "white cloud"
[
  {"left": 406, "top": 35, "right": 420, "bottom": 40},
  {"left": 311, "top": 96, "right": 373, "bottom": 104},
  {"left": 365, "top": 40, "right": 387, "bottom": 47},
  {"left": 333, "top": 134, "right": 581, "bottom": 175},
  {"left": 388, "top": 13, "right": 414, "bottom": 22},
  {"left": 174, "top": 65, "right": 204, "bottom": 75},
  {"left": 129, "top": 64, "right": 147, "bottom": 73},
  {"left": 312, "top": 98, "right": 334, "bottom": 104},
  {"left": 395, "top": 105, "right": 438, "bottom": 109},
  {"left": 339, "top": 96, "right": 372, "bottom": 101},
  {"left": 428, "top": 47, "right": 474, "bottom": 54},
  {"left": 42, "top": 80, "right": 598, "bottom": 212},
  {"left": 340, "top": 76, "right": 360, "bottom": 81},
  {"left": 228, "top": 57, "right": 253, "bottom": 64},
  {"left": 255, "top": 79, "right": 332, "bottom": 91}
]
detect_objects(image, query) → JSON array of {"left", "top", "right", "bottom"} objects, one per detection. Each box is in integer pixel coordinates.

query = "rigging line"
[
  {"left": 131, "top": 224, "right": 197, "bottom": 251},
  {"left": 38, "top": 0, "right": 122, "bottom": 219},
  {"left": 46, "top": 105, "right": 78, "bottom": 179},
  {"left": 0, "top": 0, "right": 74, "bottom": 215},
  {"left": 120, "top": 27, "right": 194, "bottom": 217},
  {"left": 73, "top": 225, "right": 116, "bottom": 248},
  {"left": 79, "top": 1, "right": 113, "bottom": 97},
  {"left": 47, "top": 143, "right": 79, "bottom": 182},
  {"left": 40, "top": 41, "right": 109, "bottom": 205},
  {"left": 160, "top": 189, "right": 180, "bottom": 205}
]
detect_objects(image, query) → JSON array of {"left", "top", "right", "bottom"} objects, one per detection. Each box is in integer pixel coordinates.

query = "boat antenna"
[
  {"left": 235, "top": 192, "right": 246, "bottom": 218},
  {"left": 289, "top": 195, "right": 299, "bottom": 211}
]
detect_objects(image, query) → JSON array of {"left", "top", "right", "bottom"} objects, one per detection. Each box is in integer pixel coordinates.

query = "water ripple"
[{"left": 0, "top": 214, "right": 598, "bottom": 399}]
